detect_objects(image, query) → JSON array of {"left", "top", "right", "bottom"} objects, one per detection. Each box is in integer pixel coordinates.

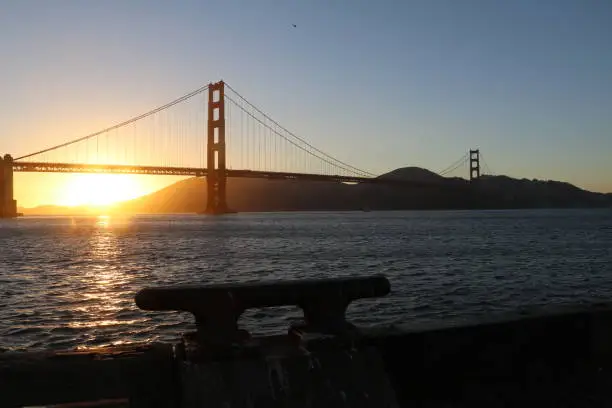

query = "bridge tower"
[
  {"left": 205, "top": 81, "right": 229, "bottom": 214},
  {"left": 469, "top": 149, "right": 480, "bottom": 181},
  {"left": 0, "top": 154, "right": 17, "bottom": 218}
]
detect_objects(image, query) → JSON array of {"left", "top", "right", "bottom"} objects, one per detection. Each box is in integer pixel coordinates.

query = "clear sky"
[{"left": 1, "top": 0, "right": 611, "bottom": 207}]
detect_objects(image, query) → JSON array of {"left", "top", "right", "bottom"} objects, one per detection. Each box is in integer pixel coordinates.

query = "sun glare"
[{"left": 59, "top": 174, "right": 145, "bottom": 206}]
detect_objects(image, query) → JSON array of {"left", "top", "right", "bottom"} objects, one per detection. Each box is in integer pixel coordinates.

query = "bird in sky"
[{"left": 292, "top": 24, "right": 297, "bottom": 28}]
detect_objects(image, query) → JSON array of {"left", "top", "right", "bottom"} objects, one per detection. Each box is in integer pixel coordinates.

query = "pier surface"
[{"left": 3, "top": 276, "right": 612, "bottom": 407}]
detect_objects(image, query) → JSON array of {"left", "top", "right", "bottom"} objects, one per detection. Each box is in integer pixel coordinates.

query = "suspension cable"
[
  {"left": 225, "top": 83, "right": 376, "bottom": 177},
  {"left": 226, "top": 95, "right": 372, "bottom": 177},
  {"left": 438, "top": 153, "right": 469, "bottom": 176},
  {"left": 16, "top": 84, "right": 210, "bottom": 160}
]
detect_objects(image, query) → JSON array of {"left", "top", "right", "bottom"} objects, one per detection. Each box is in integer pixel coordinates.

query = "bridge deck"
[
  {"left": 12, "top": 161, "right": 465, "bottom": 188},
  {"left": 12, "top": 162, "right": 373, "bottom": 184}
]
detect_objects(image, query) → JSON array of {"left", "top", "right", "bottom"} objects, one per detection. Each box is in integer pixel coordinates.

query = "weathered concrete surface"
[
  {"left": 0, "top": 343, "right": 176, "bottom": 407},
  {"left": 363, "top": 303, "right": 612, "bottom": 407},
  {"left": 5, "top": 303, "right": 612, "bottom": 407},
  {"left": 180, "top": 346, "right": 398, "bottom": 408},
  {"left": 176, "top": 302, "right": 612, "bottom": 407}
]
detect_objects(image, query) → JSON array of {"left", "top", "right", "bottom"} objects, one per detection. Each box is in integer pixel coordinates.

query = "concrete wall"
[
  {"left": 365, "top": 304, "right": 612, "bottom": 406},
  {"left": 4, "top": 304, "right": 612, "bottom": 407}
]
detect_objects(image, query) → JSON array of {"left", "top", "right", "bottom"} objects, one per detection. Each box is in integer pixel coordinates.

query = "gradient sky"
[{"left": 1, "top": 0, "right": 611, "bottom": 207}]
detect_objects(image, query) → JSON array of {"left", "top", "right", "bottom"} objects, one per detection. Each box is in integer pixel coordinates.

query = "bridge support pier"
[
  {"left": 204, "top": 81, "right": 232, "bottom": 215},
  {"left": 0, "top": 154, "right": 17, "bottom": 218}
]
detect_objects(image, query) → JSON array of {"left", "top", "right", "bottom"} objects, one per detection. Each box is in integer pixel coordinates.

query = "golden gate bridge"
[{"left": 0, "top": 81, "right": 489, "bottom": 217}]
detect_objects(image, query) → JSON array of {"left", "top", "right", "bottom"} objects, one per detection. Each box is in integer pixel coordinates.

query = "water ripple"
[{"left": 1, "top": 209, "right": 612, "bottom": 351}]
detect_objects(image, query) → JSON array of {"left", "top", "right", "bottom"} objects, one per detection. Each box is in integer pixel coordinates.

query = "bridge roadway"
[{"left": 12, "top": 161, "right": 458, "bottom": 188}]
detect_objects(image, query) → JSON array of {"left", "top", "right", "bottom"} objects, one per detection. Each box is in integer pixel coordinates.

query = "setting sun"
[{"left": 58, "top": 174, "right": 146, "bottom": 206}]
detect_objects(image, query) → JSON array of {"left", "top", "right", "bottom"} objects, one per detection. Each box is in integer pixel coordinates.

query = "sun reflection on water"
[
  {"left": 66, "top": 217, "right": 137, "bottom": 331},
  {"left": 96, "top": 215, "right": 111, "bottom": 228}
]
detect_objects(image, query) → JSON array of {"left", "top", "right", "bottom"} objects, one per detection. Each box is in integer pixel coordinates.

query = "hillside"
[
  {"left": 474, "top": 176, "right": 611, "bottom": 209},
  {"left": 109, "top": 168, "right": 611, "bottom": 214},
  {"left": 376, "top": 167, "right": 445, "bottom": 183},
  {"left": 19, "top": 168, "right": 610, "bottom": 215},
  {"left": 115, "top": 177, "right": 360, "bottom": 213},
  {"left": 21, "top": 204, "right": 112, "bottom": 216}
]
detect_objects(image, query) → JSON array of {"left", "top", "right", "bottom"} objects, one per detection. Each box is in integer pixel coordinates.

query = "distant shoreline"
[
  {"left": 16, "top": 206, "right": 612, "bottom": 217},
  {"left": 15, "top": 168, "right": 612, "bottom": 217}
]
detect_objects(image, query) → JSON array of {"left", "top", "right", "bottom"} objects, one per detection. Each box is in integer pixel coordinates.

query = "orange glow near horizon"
[
  {"left": 14, "top": 173, "right": 188, "bottom": 209},
  {"left": 57, "top": 174, "right": 148, "bottom": 206}
]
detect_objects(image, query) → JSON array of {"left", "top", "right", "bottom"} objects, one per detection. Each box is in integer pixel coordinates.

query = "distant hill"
[
  {"left": 21, "top": 204, "right": 111, "bottom": 216},
  {"left": 474, "top": 175, "right": 611, "bottom": 209},
  {"left": 115, "top": 177, "right": 360, "bottom": 213},
  {"left": 108, "top": 168, "right": 611, "bottom": 214},
  {"left": 20, "top": 168, "right": 611, "bottom": 215},
  {"left": 376, "top": 167, "right": 444, "bottom": 183}
]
